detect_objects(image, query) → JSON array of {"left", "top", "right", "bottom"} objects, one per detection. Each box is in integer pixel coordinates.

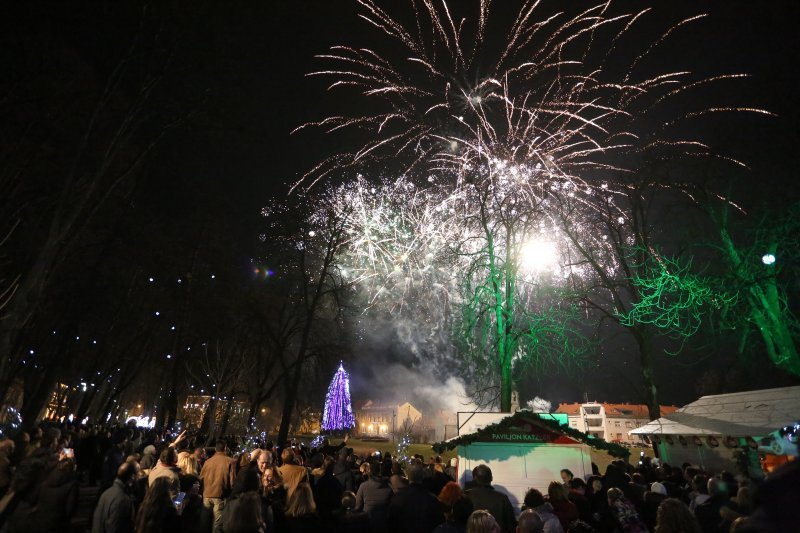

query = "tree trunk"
[
  {"left": 218, "top": 392, "right": 235, "bottom": 438},
  {"left": 247, "top": 400, "right": 260, "bottom": 431},
  {"left": 632, "top": 327, "right": 660, "bottom": 421},
  {"left": 277, "top": 361, "right": 304, "bottom": 447},
  {"left": 199, "top": 396, "right": 218, "bottom": 441},
  {"left": 20, "top": 368, "right": 58, "bottom": 424}
]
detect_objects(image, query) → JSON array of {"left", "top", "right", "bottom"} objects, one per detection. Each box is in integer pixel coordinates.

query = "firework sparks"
[{"left": 293, "top": 0, "right": 770, "bottom": 409}]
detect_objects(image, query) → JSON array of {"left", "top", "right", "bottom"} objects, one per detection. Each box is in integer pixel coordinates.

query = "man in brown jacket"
[
  {"left": 278, "top": 447, "right": 309, "bottom": 498},
  {"left": 200, "top": 440, "right": 236, "bottom": 531}
]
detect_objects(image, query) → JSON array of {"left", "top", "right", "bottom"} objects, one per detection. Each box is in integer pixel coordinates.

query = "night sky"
[{"left": 4, "top": 0, "right": 799, "bottom": 411}]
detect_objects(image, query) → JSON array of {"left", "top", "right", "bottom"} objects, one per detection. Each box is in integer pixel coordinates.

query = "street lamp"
[{"left": 762, "top": 253, "right": 776, "bottom": 266}]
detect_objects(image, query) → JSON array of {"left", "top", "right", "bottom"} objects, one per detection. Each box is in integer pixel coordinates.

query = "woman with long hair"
[
  {"left": 548, "top": 480, "right": 579, "bottom": 529},
  {"left": 135, "top": 477, "right": 180, "bottom": 533},
  {"left": 654, "top": 498, "right": 701, "bottom": 533},
  {"left": 224, "top": 491, "right": 266, "bottom": 533},
  {"left": 281, "top": 481, "right": 319, "bottom": 532},
  {"left": 176, "top": 452, "right": 200, "bottom": 493}
]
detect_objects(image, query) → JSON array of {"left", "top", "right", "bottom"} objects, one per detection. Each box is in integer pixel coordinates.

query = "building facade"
[
  {"left": 355, "top": 400, "right": 422, "bottom": 439},
  {"left": 556, "top": 402, "right": 678, "bottom": 445}
]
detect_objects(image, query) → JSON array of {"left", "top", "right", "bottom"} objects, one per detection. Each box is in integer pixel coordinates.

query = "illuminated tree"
[
  {"left": 714, "top": 206, "right": 800, "bottom": 376},
  {"left": 321, "top": 362, "right": 355, "bottom": 432},
  {"left": 622, "top": 204, "right": 800, "bottom": 377},
  {"left": 448, "top": 174, "right": 590, "bottom": 410},
  {"left": 619, "top": 254, "right": 733, "bottom": 345}
]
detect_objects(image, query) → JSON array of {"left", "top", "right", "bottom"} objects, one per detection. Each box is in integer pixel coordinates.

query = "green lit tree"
[
  {"left": 623, "top": 204, "right": 800, "bottom": 377},
  {"left": 451, "top": 177, "right": 590, "bottom": 411},
  {"left": 619, "top": 254, "right": 734, "bottom": 346},
  {"left": 714, "top": 206, "right": 800, "bottom": 376},
  {"left": 555, "top": 178, "right": 678, "bottom": 421}
]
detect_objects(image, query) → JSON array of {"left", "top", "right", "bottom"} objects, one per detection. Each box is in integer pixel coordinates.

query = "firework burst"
[{"left": 294, "top": 0, "right": 770, "bottom": 409}]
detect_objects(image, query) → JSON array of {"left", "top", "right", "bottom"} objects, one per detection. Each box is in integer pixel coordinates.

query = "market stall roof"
[
  {"left": 433, "top": 411, "right": 630, "bottom": 458},
  {"left": 631, "top": 386, "right": 800, "bottom": 437}
]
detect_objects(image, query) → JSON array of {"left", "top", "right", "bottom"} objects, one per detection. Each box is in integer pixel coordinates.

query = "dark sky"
[
  {"left": 9, "top": 0, "right": 798, "bottom": 408},
  {"left": 140, "top": 0, "right": 800, "bottom": 406}
]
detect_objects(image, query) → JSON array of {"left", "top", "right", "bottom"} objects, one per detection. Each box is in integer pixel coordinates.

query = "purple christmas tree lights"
[{"left": 321, "top": 362, "right": 355, "bottom": 432}]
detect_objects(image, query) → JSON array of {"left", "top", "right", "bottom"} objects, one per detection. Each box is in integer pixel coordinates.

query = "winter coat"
[
  {"left": 92, "top": 479, "right": 135, "bottom": 533},
  {"left": 355, "top": 476, "right": 393, "bottom": 533},
  {"left": 387, "top": 483, "right": 443, "bottom": 533},
  {"left": 465, "top": 484, "right": 516, "bottom": 533},
  {"left": 533, "top": 503, "right": 565, "bottom": 533},
  {"left": 333, "top": 460, "right": 356, "bottom": 492}
]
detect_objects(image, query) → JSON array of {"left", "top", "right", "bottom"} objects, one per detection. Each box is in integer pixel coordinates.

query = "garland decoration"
[{"left": 431, "top": 412, "right": 630, "bottom": 458}]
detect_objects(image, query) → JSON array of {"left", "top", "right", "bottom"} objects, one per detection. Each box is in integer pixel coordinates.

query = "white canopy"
[{"left": 630, "top": 385, "right": 800, "bottom": 437}]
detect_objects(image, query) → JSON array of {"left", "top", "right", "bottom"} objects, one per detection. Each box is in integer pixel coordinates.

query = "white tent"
[{"left": 631, "top": 386, "right": 800, "bottom": 472}]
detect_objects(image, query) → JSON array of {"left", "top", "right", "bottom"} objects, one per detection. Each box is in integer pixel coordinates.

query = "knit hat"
[{"left": 650, "top": 482, "right": 667, "bottom": 495}]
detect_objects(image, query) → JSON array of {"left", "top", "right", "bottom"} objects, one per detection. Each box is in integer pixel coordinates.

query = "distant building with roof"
[
  {"left": 556, "top": 401, "right": 679, "bottom": 445},
  {"left": 354, "top": 400, "right": 423, "bottom": 439}
]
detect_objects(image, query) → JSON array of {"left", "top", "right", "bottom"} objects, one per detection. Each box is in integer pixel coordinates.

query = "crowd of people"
[{"left": 0, "top": 421, "right": 796, "bottom": 533}]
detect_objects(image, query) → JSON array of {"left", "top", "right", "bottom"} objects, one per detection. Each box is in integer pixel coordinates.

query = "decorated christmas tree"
[{"left": 321, "top": 362, "right": 355, "bottom": 432}]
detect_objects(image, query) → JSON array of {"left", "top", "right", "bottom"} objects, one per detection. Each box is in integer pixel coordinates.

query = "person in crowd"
[
  {"left": 547, "top": 481, "right": 578, "bottom": 530},
  {"left": 435, "top": 495, "right": 474, "bottom": 533},
  {"left": 176, "top": 450, "right": 201, "bottom": 493},
  {"left": 282, "top": 480, "right": 319, "bottom": 532},
  {"left": 566, "top": 478, "right": 591, "bottom": 523},
  {"left": 148, "top": 447, "right": 180, "bottom": 497},
  {"left": 355, "top": 460, "right": 393, "bottom": 533},
  {"left": 438, "top": 480, "right": 464, "bottom": 512},
  {"left": 387, "top": 463, "right": 443, "bottom": 533},
  {"left": 200, "top": 440, "right": 237, "bottom": 531},
  {"left": 100, "top": 431, "right": 128, "bottom": 492},
  {"left": 230, "top": 453, "right": 263, "bottom": 499},
  {"left": 135, "top": 477, "right": 181, "bottom": 533},
  {"left": 334, "top": 448, "right": 356, "bottom": 492},
  {"left": 523, "top": 488, "right": 563, "bottom": 533},
  {"left": 559, "top": 470, "right": 574, "bottom": 487},
  {"left": 194, "top": 447, "right": 207, "bottom": 470},
  {"left": 236, "top": 451, "right": 252, "bottom": 475},
  {"left": 687, "top": 475, "right": 710, "bottom": 513},
  {"left": 640, "top": 481, "right": 668, "bottom": 531},
  {"left": 93, "top": 461, "right": 140, "bottom": 533},
  {"left": 139, "top": 445, "right": 157, "bottom": 472},
  {"left": 516, "top": 509, "right": 544, "bottom": 533},
  {"left": 735, "top": 459, "right": 799, "bottom": 532},
  {"left": 467, "top": 509, "right": 501, "bottom": 533},
  {"left": 606, "top": 487, "right": 648, "bottom": 533},
  {"left": 0, "top": 439, "right": 14, "bottom": 498},
  {"left": 465, "top": 465, "right": 516, "bottom": 533},
  {"left": 719, "top": 485, "right": 752, "bottom": 531},
  {"left": 312, "top": 455, "right": 343, "bottom": 522},
  {"left": 222, "top": 491, "right": 265, "bottom": 533},
  {"left": 24, "top": 456, "right": 80, "bottom": 531},
  {"left": 585, "top": 475, "right": 611, "bottom": 530},
  {"left": 693, "top": 477, "right": 728, "bottom": 533},
  {"left": 652, "top": 497, "right": 700, "bottom": 533},
  {"left": 315, "top": 435, "right": 350, "bottom": 458},
  {"left": 389, "top": 462, "right": 408, "bottom": 494},
  {"left": 334, "top": 490, "right": 370, "bottom": 533},
  {"left": 428, "top": 461, "right": 453, "bottom": 496},
  {"left": 278, "top": 447, "right": 310, "bottom": 499}
]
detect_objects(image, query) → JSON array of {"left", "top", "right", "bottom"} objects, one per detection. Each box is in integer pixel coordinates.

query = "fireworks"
[
  {"left": 295, "top": 1, "right": 769, "bottom": 409},
  {"left": 298, "top": 0, "right": 768, "bottom": 300}
]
